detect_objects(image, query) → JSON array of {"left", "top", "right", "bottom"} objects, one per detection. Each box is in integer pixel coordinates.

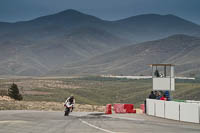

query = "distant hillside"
[
  {"left": 50, "top": 34, "right": 200, "bottom": 77},
  {"left": 1, "top": 9, "right": 200, "bottom": 76},
  {"left": 0, "top": 10, "right": 129, "bottom": 76},
  {"left": 113, "top": 14, "right": 200, "bottom": 42}
]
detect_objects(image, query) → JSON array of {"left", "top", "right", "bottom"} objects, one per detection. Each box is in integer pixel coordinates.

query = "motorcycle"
[{"left": 64, "top": 102, "right": 73, "bottom": 116}]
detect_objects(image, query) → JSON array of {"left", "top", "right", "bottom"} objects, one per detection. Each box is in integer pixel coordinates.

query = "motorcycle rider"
[{"left": 64, "top": 95, "right": 75, "bottom": 112}]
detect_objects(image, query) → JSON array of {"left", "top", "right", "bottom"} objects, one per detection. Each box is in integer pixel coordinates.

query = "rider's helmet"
[{"left": 70, "top": 95, "right": 74, "bottom": 99}]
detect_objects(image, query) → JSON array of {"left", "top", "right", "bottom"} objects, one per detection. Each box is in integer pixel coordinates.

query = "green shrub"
[{"left": 8, "top": 83, "right": 23, "bottom": 100}]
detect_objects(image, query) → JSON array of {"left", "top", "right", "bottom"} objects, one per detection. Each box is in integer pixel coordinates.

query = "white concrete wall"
[
  {"left": 146, "top": 99, "right": 200, "bottom": 124},
  {"left": 146, "top": 99, "right": 155, "bottom": 116},
  {"left": 199, "top": 103, "right": 200, "bottom": 124},
  {"left": 165, "top": 101, "right": 180, "bottom": 121},
  {"left": 180, "top": 103, "right": 200, "bottom": 123},
  {"left": 155, "top": 100, "right": 165, "bottom": 118}
]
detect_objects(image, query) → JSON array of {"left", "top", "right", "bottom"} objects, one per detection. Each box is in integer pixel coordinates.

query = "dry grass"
[
  {"left": 0, "top": 96, "right": 105, "bottom": 112},
  {"left": 0, "top": 76, "right": 200, "bottom": 110}
]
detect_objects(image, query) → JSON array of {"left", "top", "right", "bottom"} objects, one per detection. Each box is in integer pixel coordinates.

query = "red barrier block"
[
  {"left": 124, "top": 104, "right": 136, "bottom": 113},
  {"left": 105, "top": 104, "right": 112, "bottom": 114},
  {"left": 140, "top": 104, "right": 145, "bottom": 113},
  {"left": 114, "top": 104, "right": 126, "bottom": 113},
  {"left": 126, "top": 109, "right": 136, "bottom": 113}
]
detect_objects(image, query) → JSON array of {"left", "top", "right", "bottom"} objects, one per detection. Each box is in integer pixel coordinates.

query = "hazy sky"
[{"left": 0, "top": 0, "right": 200, "bottom": 24}]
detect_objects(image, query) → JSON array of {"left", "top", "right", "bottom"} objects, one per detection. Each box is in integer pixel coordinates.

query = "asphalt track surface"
[{"left": 0, "top": 110, "right": 200, "bottom": 133}]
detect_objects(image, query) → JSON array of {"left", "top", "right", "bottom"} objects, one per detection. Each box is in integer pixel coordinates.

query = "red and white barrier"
[
  {"left": 105, "top": 104, "right": 112, "bottom": 114},
  {"left": 113, "top": 104, "right": 136, "bottom": 113},
  {"left": 140, "top": 104, "right": 145, "bottom": 113},
  {"left": 124, "top": 104, "right": 136, "bottom": 113},
  {"left": 114, "top": 104, "right": 126, "bottom": 113}
]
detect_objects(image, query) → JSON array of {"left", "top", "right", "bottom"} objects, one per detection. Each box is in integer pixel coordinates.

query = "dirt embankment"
[{"left": 0, "top": 96, "right": 105, "bottom": 112}]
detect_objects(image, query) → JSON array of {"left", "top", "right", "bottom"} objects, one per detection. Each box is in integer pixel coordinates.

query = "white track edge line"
[{"left": 79, "top": 118, "right": 116, "bottom": 133}]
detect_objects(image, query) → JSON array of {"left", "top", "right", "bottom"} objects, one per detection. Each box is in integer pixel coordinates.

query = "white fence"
[
  {"left": 146, "top": 99, "right": 200, "bottom": 124},
  {"left": 146, "top": 99, "right": 155, "bottom": 116},
  {"left": 180, "top": 102, "right": 200, "bottom": 123},
  {"left": 155, "top": 100, "right": 165, "bottom": 118},
  {"left": 165, "top": 101, "right": 180, "bottom": 121}
]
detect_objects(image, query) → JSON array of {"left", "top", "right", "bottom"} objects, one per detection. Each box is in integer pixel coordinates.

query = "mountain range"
[
  {"left": 0, "top": 9, "right": 200, "bottom": 76},
  {"left": 51, "top": 34, "right": 200, "bottom": 77}
]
